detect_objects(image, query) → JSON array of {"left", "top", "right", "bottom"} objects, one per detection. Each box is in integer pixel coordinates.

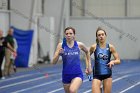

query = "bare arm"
[
  {"left": 51, "top": 43, "right": 62, "bottom": 64},
  {"left": 108, "top": 44, "right": 121, "bottom": 68},
  {"left": 78, "top": 42, "right": 92, "bottom": 74},
  {"left": 89, "top": 44, "right": 96, "bottom": 56}
]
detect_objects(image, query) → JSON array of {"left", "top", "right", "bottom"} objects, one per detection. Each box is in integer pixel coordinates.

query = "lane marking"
[
  {"left": 47, "top": 88, "right": 63, "bottom": 93},
  {"left": 0, "top": 70, "right": 60, "bottom": 83},
  {"left": 0, "top": 73, "right": 61, "bottom": 89},
  {"left": 83, "top": 74, "right": 136, "bottom": 93},
  {"left": 47, "top": 79, "right": 89, "bottom": 93},
  {"left": 0, "top": 73, "right": 39, "bottom": 83},
  {"left": 12, "top": 79, "right": 61, "bottom": 93},
  {"left": 119, "top": 81, "right": 140, "bottom": 93}
]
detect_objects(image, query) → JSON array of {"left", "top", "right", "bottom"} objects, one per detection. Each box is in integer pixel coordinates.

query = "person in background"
[
  {"left": 10, "top": 35, "right": 18, "bottom": 73},
  {"left": 4, "top": 28, "right": 17, "bottom": 77},
  {"left": 0, "top": 29, "right": 16, "bottom": 79}
]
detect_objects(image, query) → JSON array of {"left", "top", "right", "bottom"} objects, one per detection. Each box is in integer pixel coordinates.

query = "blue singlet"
[{"left": 93, "top": 43, "right": 112, "bottom": 75}]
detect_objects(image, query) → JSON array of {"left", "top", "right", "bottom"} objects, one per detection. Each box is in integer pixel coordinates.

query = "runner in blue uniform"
[
  {"left": 52, "top": 27, "right": 92, "bottom": 93},
  {"left": 89, "top": 27, "right": 120, "bottom": 93}
]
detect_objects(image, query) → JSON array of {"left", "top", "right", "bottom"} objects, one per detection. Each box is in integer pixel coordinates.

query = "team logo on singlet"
[
  {"left": 98, "top": 53, "right": 108, "bottom": 60},
  {"left": 64, "top": 51, "right": 79, "bottom": 55}
]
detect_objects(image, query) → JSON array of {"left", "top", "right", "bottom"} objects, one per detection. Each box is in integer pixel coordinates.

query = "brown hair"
[
  {"left": 96, "top": 27, "right": 107, "bottom": 43},
  {"left": 64, "top": 27, "right": 75, "bottom": 35}
]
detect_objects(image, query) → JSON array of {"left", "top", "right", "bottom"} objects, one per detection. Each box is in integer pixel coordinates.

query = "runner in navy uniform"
[
  {"left": 89, "top": 27, "right": 120, "bottom": 93},
  {"left": 52, "top": 27, "right": 92, "bottom": 93}
]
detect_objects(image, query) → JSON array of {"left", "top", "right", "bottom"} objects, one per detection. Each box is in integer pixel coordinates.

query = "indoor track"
[{"left": 0, "top": 60, "right": 140, "bottom": 93}]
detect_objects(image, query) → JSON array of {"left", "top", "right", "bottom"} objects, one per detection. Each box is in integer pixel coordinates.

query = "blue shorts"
[
  {"left": 93, "top": 74, "right": 112, "bottom": 81},
  {"left": 62, "top": 73, "right": 83, "bottom": 84}
]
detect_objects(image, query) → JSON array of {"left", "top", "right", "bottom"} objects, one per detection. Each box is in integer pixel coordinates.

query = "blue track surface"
[{"left": 0, "top": 60, "right": 140, "bottom": 93}]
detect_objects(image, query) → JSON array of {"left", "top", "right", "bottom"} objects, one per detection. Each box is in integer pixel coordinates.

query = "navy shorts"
[
  {"left": 62, "top": 73, "right": 83, "bottom": 84},
  {"left": 93, "top": 74, "right": 112, "bottom": 81}
]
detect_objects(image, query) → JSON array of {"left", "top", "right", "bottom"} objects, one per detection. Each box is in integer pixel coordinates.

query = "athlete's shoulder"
[
  {"left": 57, "top": 42, "right": 62, "bottom": 49},
  {"left": 108, "top": 43, "right": 116, "bottom": 52},
  {"left": 92, "top": 43, "right": 97, "bottom": 47},
  {"left": 77, "top": 41, "right": 83, "bottom": 45},
  {"left": 58, "top": 42, "right": 62, "bottom": 45},
  {"left": 90, "top": 43, "right": 97, "bottom": 50},
  {"left": 89, "top": 44, "right": 96, "bottom": 54},
  {"left": 77, "top": 41, "right": 87, "bottom": 47},
  {"left": 108, "top": 44, "right": 115, "bottom": 48},
  {"left": 77, "top": 41, "right": 86, "bottom": 49}
]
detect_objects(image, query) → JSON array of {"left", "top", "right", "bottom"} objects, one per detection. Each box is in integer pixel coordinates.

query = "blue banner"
[{"left": 13, "top": 27, "right": 33, "bottom": 67}]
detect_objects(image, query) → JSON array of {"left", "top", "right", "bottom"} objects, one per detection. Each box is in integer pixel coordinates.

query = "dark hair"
[
  {"left": 96, "top": 27, "right": 107, "bottom": 43},
  {"left": 64, "top": 27, "right": 75, "bottom": 35}
]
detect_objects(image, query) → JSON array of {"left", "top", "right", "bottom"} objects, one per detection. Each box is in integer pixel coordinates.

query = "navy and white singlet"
[{"left": 93, "top": 43, "right": 112, "bottom": 76}]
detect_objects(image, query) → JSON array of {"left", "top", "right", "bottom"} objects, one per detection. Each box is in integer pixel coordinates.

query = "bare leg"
[
  {"left": 63, "top": 84, "right": 70, "bottom": 93},
  {"left": 92, "top": 79, "right": 102, "bottom": 93},
  {"left": 69, "top": 77, "right": 82, "bottom": 93},
  {"left": 103, "top": 78, "right": 112, "bottom": 93}
]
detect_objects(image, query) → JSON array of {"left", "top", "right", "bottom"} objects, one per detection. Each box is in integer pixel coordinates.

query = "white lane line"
[
  {"left": 83, "top": 74, "right": 131, "bottom": 93},
  {"left": 47, "top": 88, "right": 63, "bottom": 93},
  {"left": 0, "top": 70, "right": 60, "bottom": 83},
  {"left": 12, "top": 78, "right": 61, "bottom": 93},
  {"left": 119, "top": 81, "right": 140, "bottom": 93},
  {"left": 48, "top": 73, "right": 140, "bottom": 93},
  {"left": 0, "top": 73, "right": 38, "bottom": 83},
  {"left": 47, "top": 79, "right": 89, "bottom": 93},
  {"left": 0, "top": 73, "right": 61, "bottom": 89}
]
